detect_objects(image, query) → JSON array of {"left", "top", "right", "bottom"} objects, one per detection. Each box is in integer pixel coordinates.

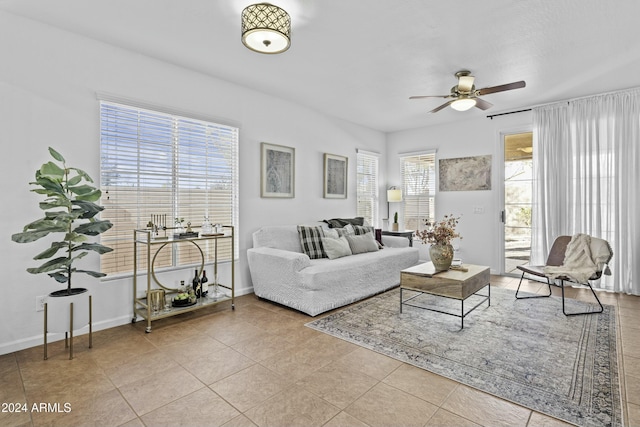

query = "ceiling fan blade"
[
  {"left": 409, "top": 94, "right": 451, "bottom": 100},
  {"left": 474, "top": 97, "right": 493, "bottom": 110},
  {"left": 476, "top": 80, "right": 526, "bottom": 96},
  {"left": 429, "top": 100, "right": 454, "bottom": 113},
  {"left": 457, "top": 75, "right": 475, "bottom": 93}
]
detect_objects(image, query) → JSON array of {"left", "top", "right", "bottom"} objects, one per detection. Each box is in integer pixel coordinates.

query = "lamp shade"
[
  {"left": 387, "top": 188, "right": 403, "bottom": 202},
  {"left": 241, "top": 3, "right": 291, "bottom": 54},
  {"left": 451, "top": 96, "right": 477, "bottom": 111}
]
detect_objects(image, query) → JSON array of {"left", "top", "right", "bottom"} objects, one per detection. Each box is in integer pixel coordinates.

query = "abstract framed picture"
[
  {"left": 261, "top": 142, "right": 295, "bottom": 198},
  {"left": 323, "top": 153, "right": 348, "bottom": 198},
  {"left": 439, "top": 154, "right": 492, "bottom": 191}
]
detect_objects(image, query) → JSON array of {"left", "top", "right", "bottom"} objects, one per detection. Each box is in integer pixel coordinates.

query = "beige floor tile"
[
  {"left": 424, "top": 408, "right": 481, "bottom": 427},
  {"left": 345, "top": 382, "right": 438, "bottom": 427},
  {"left": 337, "top": 346, "right": 402, "bottom": 381},
  {"left": 624, "top": 355, "right": 640, "bottom": 379},
  {"left": 87, "top": 333, "right": 159, "bottom": 370},
  {"left": 31, "top": 388, "right": 137, "bottom": 427},
  {"left": 627, "top": 374, "right": 640, "bottom": 405},
  {"left": 322, "top": 411, "right": 369, "bottom": 427},
  {"left": 118, "top": 365, "right": 204, "bottom": 416},
  {"left": 220, "top": 414, "right": 258, "bottom": 427},
  {"left": 441, "top": 385, "right": 530, "bottom": 427},
  {"left": 162, "top": 334, "right": 228, "bottom": 363},
  {"left": 295, "top": 362, "right": 378, "bottom": 409},
  {"left": 0, "top": 371, "right": 30, "bottom": 427},
  {"left": 141, "top": 387, "right": 239, "bottom": 427},
  {"left": 206, "top": 319, "right": 267, "bottom": 347},
  {"left": 382, "top": 363, "right": 457, "bottom": 406},
  {"left": 244, "top": 386, "right": 340, "bottom": 427},
  {"left": 20, "top": 357, "right": 115, "bottom": 404},
  {"left": 231, "top": 332, "right": 299, "bottom": 362},
  {"left": 210, "top": 364, "right": 291, "bottom": 413},
  {"left": 627, "top": 402, "right": 640, "bottom": 427},
  {"left": 102, "top": 350, "right": 178, "bottom": 388},
  {"left": 0, "top": 353, "right": 18, "bottom": 375},
  {"left": 182, "top": 346, "right": 255, "bottom": 385},
  {"left": 118, "top": 417, "right": 146, "bottom": 427},
  {"left": 527, "top": 411, "right": 575, "bottom": 427}
]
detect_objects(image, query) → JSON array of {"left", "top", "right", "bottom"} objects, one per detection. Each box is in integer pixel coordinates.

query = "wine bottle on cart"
[
  {"left": 192, "top": 268, "right": 201, "bottom": 298},
  {"left": 201, "top": 270, "right": 209, "bottom": 297}
]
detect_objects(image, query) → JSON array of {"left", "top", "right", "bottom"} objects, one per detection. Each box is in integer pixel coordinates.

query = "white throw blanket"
[{"left": 543, "top": 234, "right": 609, "bottom": 284}]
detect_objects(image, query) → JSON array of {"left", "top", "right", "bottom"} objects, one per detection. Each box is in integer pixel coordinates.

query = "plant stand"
[{"left": 44, "top": 294, "right": 92, "bottom": 360}]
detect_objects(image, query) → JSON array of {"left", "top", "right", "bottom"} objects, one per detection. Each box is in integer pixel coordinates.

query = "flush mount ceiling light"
[
  {"left": 450, "top": 96, "right": 477, "bottom": 112},
  {"left": 241, "top": 3, "right": 291, "bottom": 54}
]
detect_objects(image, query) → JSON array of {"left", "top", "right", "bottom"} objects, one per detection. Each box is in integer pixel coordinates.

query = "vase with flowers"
[{"left": 414, "top": 214, "right": 462, "bottom": 271}]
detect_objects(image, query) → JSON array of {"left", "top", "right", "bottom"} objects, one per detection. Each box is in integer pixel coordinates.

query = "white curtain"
[{"left": 532, "top": 89, "right": 640, "bottom": 294}]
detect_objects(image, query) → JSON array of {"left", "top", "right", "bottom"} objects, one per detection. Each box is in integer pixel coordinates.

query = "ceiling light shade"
[
  {"left": 387, "top": 188, "right": 403, "bottom": 202},
  {"left": 451, "top": 96, "right": 477, "bottom": 111},
  {"left": 241, "top": 3, "right": 291, "bottom": 54}
]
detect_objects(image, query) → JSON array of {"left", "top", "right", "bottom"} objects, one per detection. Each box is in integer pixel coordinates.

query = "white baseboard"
[{"left": 1, "top": 287, "right": 255, "bottom": 356}]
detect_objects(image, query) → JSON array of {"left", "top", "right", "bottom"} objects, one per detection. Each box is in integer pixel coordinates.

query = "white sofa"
[{"left": 247, "top": 223, "right": 420, "bottom": 316}]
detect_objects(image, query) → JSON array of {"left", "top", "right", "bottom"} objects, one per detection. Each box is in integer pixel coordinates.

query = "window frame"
[
  {"left": 400, "top": 150, "right": 436, "bottom": 232},
  {"left": 356, "top": 149, "right": 380, "bottom": 227}
]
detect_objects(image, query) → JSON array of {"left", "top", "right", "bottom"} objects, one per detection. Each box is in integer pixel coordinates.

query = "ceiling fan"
[{"left": 410, "top": 70, "right": 526, "bottom": 113}]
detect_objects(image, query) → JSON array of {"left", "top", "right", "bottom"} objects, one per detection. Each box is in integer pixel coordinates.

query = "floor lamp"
[{"left": 387, "top": 187, "right": 403, "bottom": 231}]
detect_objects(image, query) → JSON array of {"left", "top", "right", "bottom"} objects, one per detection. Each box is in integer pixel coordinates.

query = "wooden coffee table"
[{"left": 400, "top": 262, "right": 490, "bottom": 329}]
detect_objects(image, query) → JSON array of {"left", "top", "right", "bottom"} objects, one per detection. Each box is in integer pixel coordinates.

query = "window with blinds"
[
  {"left": 356, "top": 150, "right": 379, "bottom": 227},
  {"left": 401, "top": 151, "right": 436, "bottom": 231},
  {"left": 99, "top": 101, "right": 239, "bottom": 276}
]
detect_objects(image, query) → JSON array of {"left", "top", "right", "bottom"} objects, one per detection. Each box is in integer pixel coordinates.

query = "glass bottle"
[
  {"left": 192, "top": 268, "right": 201, "bottom": 298},
  {"left": 201, "top": 216, "right": 213, "bottom": 235},
  {"left": 201, "top": 270, "right": 209, "bottom": 297}
]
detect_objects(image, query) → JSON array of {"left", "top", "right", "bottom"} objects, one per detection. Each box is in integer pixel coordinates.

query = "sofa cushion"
[
  {"left": 297, "top": 225, "right": 327, "bottom": 259},
  {"left": 323, "top": 217, "right": 365, "bottom": 228},
  {"left": 321, "top": 236, "right": 352, "bottom": 259},
  {"left": 346, "top": 233, "right": 379, "bottom": 254}
]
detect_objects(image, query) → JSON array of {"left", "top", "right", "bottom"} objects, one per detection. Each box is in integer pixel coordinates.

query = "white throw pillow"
[
  {"left": 346, "top": 233, "right": 379, "bottom": 254},
  {"left": 321, "top": 236, "right": 353, "bottom": 259}
]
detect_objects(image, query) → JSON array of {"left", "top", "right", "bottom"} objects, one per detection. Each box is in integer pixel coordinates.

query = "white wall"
[
  {"left": 386, "top": 112, "right": 532, "bottom": 270},
  {"left": 0, "top": 12, "right": 386, "bottom": 354}
]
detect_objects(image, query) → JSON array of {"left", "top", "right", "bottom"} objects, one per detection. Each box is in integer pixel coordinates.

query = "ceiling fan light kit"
[
  {"left": 241, "top": 3, "right": 291, "bottom": 54},
  {"left": 410, "top": 70, "right": 526, "bottom": 114}
]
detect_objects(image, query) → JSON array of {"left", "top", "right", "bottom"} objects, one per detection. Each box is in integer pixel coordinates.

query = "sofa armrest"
[
  {"left": 382, "top": 235, "right": 411, "bottom": 248},
  {"left": 247, "top": 247, "right": 311, "bottom": 289}
]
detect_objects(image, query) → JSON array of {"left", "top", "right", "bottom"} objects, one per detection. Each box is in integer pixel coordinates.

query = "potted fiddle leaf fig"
[{"left": 11, "top": 147, "right": 113, "bottom": 297}]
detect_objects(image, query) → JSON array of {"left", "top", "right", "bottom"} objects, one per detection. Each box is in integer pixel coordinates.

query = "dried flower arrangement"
[{"left": 415, "top": 214, "right": 462, "bottom": 246}]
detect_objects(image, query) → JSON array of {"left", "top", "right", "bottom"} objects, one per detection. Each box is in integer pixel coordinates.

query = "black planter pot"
[{"left": 49, "top": 288, "right": 88, "bottom": 298}]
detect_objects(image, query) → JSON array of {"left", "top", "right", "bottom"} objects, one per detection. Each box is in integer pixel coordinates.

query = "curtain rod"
[
  {"left": 486, "top": 86, "right": 640, "bottom": 120},
  {"left": 486, "top": 109, "right": 531, "bottom": 119}
]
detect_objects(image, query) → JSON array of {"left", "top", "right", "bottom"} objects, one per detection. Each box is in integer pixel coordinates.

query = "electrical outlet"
[{"left": 36, "top": 295, "right": 46, "bottom": 312}]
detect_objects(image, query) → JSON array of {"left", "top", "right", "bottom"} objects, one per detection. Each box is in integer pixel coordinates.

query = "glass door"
[{"left": 503, "top": 132, "right": 533, "bottom": 274}]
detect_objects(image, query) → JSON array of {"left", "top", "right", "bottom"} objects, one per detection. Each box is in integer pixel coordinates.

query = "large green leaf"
[
  {"left": 11, "top": 230, "right": 51, "bottom": 243},
  {"left": 64, "top": 232, "right": 88, "bottom": 243},
  {"left": 33, "top": 242, "right": 68, "bottom": 260},
  {"left": 75, "top": 189, "right": 102, "bottom": 202},
  {"left": 27, "top": 256, "right": 71, "bottom": 274},
  {"left": 48, "top": 147, "right": 65, "bottom": 163},
  {"left": 67, "top": 175, "right": 82, "bottom": 186},
  {"left": 47, "top": 272, "right": 69, "bottom": 283},
  {"left": 39, "top": 199, "right": 71, "bottom": 210},
  {"left": 75, "top": 269, "right": 107, "bottom": 278},
  {"left": 72, "top": 243, "right": 113, "bottom": 254},
  {"left": 74, "top": 220, "right": 113, "bottom": 236},
  {"left": 68, "top": 184, "right": 96, "bottom": 195},
  {"left": 22, "top": 217, "right": 69, "bottom": 232},
  {"left": 69, "top": 167, "right": 94, "bottom": 183},
  {"left": 39, "top": 161, "right": 65, "bottom": 181},
  {"left": 31, "top": 175, "right": 65, "bottom": 195},
  {"left": 72, "top": 201, "right": 104, "bottom": 219}
]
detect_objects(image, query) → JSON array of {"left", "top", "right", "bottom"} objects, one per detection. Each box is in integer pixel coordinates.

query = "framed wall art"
[
  {"left": 261, "top": 142, "right": 295, "bottom": 198},
  {"left": 323, "top": 153, "right": 348, "bottom": 198},
  {"left": 439, "top": 154, "right": 492, "bottom": 191}
]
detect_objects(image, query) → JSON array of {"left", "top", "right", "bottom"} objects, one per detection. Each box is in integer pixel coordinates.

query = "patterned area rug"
[{"left": 306, "top": 287, "right": 621, "bottom": 427}]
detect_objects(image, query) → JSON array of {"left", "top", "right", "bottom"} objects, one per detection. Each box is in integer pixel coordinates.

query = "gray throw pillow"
[
  {"left": 321, "top": 236, "right": 352, "bottom": 259},
  {"left": 346, "top": 233, "right": 379, "bottom": 254}
]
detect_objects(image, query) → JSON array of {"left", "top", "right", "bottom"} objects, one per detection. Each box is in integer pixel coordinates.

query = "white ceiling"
[{"left": 3, "top": 0, "right": 640, "bottom": 132}]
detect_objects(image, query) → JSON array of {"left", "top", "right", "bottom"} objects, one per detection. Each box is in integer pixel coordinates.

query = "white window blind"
[
  {"left": 356, "top": 150, "right": 379, "bottom": 227},
  {"left": 99, "top": 101, "right": 239, "bottom": 275},
  {"left": 400, "top": 151, "right": 436, "bottom": 231}
]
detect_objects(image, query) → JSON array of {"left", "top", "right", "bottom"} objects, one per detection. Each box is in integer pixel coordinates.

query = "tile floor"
[{"left": 1, "top": 275, "right": 639, "bottom": 427}]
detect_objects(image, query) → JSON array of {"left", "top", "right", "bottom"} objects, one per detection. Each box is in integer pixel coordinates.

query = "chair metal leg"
[
  {"left": 560, "top": 279, "right": 604, "bottom": 316},
  {"left": 515, "top": 272, "right": 552, "bottom": 299}
]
